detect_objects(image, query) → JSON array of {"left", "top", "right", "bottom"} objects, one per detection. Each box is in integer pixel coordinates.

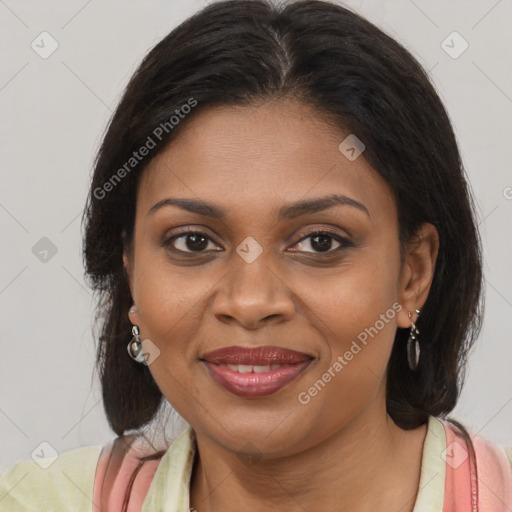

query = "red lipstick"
[{"left": 200, "top": 346, "right": 313, "bottom": 398}]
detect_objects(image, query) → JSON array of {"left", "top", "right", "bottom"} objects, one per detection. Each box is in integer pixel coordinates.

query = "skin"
[{"left": 124, "top": 98, "right": 439, "bottom": 512}]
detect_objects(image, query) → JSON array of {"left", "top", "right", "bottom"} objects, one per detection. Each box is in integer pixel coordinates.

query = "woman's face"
[{"left": 125, "top": 99, "right": 436, "bottom": 457}]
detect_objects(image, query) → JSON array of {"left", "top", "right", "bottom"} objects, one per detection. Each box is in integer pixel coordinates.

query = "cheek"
[
  {"left": 130, "top": 242, "right": 208, "bottom": 358},
  {"left": 294, "top": 282, "right": 400, "bottom": 433},
  {"left": 134, "top": 271, "right": 206, "bottom": 347},
  {"left": 131, "top": 258, "right": 208, "bottom": 417},
  {"left": 293, "top": 251, "right": 401, "bottom": 405},
  {"left": 305, "top": 254, "right": 400, "bottom": 342},
  {"left": 308, "top": 283, "right": 399, "bottom": 380}
]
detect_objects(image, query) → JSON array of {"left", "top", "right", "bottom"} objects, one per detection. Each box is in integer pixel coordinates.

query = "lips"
[
  {"left": 201, "top": 345, "right": 312, "bottom": 365},
  {"left": 200, "top": 345, "right": 313, "bottom": 398}
]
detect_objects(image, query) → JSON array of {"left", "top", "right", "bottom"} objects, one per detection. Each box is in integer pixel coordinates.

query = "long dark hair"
[{"left": 83, "top": 0, "right": 483, "bottom": 435}]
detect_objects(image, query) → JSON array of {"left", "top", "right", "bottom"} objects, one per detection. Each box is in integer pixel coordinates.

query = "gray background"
[{"left": 1, "top": 0, "right": 511, "bottom": 473}]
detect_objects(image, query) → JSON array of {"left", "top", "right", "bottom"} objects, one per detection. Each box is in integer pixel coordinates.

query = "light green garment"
[
  {"left": 0, "top": 416, "right": 508, "bottom": 511},
  {"left": 142, "top": 416, "right": 448, "bottom": 512},
  {"left": 0, "top": 445, "right": 102, "bottom": 511}
]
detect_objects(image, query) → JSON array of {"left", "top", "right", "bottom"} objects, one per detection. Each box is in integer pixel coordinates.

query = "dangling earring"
[
  {"left": 407, "top": 309, "right": 421, "bottom": 371},
  {"left": 127, "top": 325, "right": 146, "bottom": 364}
]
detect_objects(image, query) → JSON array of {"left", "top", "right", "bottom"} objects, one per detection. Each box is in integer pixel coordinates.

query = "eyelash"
[{"left": 162, "top": 228, "right": 352, "bottom": 256}]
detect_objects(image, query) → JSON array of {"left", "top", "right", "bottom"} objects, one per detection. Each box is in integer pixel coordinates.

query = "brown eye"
[
  {"left": 289, "top": 230, "right": 352, "bottom": 254},
  {"left": 164, "top": 230, "right": 221, "bottom": 253}
]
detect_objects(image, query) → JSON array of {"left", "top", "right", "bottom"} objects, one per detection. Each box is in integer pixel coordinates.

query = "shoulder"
[
  {"left": 440, "top": 417, "right": 512, "bottom": 472},
  {"left": 438, "top": 416, "right": 512, "bottom": 508},
  {"left": 470, "top": 429, "right": 512, "bottom": 480},
  {"left": 0, "top": 444, "right": 103, "bottom": 512}
]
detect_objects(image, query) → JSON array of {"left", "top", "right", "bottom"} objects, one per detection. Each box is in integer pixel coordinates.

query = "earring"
[
  {"left": 407, "top": 309, "right": 421, "bottom": 371},
  {"left": 127, "top": 325, "right": 147, "bottom": 364}
]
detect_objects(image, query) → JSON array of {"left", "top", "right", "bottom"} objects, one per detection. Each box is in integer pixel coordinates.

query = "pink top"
[
  {"left": 444, "top": 421, "right": 512, "bottom": 511},
  {"left": 92, "top": 434, "right": 164, "bottom": 512}
]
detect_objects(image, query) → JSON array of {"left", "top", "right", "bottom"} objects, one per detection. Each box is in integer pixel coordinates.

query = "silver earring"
[
  {"left": 407, "top": 309, "right": 421, "bottom": 371},
  {"left": 127, "top": 325, "right": 146, "bottom": 364}
]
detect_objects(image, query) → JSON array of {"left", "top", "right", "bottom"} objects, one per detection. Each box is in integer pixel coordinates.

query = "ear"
[
  {"left": 122, "top": 231, "right": 139, "bottom": 325},
  {"left": 397, "top": 222, "right": 439, "bottom": 328}
]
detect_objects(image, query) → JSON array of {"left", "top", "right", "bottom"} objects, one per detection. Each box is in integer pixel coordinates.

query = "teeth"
[
  {"left": 225, "top": 364, "right": 282, "bottom": 373},
  {"left": 253, "top": 365, "right": 270, "bottom": 373}
]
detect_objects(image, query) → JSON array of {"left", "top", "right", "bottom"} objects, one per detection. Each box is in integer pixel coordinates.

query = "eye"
[
  {"left": 163, "top": 230, "right": 221, "bottom": 254},
  {"left": 163, "top": 228, "right": 352, "bottom": 256},
  {"left": 289, "top": 230, "right": 352, "bottom": 254}
]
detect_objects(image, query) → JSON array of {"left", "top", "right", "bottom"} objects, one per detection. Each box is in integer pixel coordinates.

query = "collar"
[
  {"left": 412, "top": 415, "right": 447, "bottom": 512},
  {"left": 142, "top": 415, "right": 446, "bottom": 511}
]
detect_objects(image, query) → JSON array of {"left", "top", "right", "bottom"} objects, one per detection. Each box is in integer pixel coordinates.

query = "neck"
[{"left": 189, "top": 405, "right": 427, "bottom": 512}]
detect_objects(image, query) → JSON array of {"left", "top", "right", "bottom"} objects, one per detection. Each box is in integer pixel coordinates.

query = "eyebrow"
[{"left": 148, "top": 194, "right": 370, "bottom": 220}]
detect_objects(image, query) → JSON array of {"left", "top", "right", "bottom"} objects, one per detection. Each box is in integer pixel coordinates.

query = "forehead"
[{"left": 137, "top": 100, "right": 396, "bottom": 224}]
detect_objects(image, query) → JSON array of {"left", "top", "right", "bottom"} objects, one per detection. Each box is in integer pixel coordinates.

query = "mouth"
[{"left": 200, "top": 345, "right": 314, "bottom": 398}]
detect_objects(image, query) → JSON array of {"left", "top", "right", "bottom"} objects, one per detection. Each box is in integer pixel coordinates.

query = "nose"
[{"left": 212, "top": 252, "right": 295, "bottom": 330}]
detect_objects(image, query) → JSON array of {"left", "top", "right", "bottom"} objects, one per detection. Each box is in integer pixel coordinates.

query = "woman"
[{"left": 1, "top": 0, "right": 511, "bottom": 510}]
